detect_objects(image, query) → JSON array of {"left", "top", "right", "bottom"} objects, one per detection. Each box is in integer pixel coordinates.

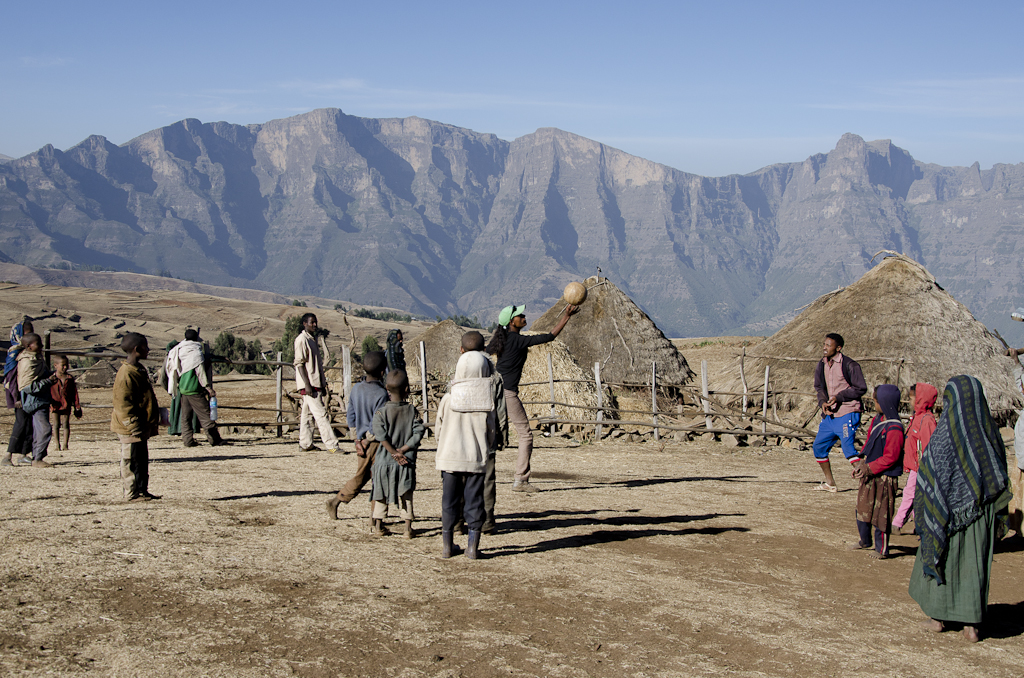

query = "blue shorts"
[{"left": 812, "top": 412, "right": 861, "bottom": 461}]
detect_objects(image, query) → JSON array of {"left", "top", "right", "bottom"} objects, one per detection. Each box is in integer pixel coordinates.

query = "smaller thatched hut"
[
  {"left": 719, "top": 254, "right": 1024, "bottom": 423},
  {"left": 513, "top": 333, "right": 608, "bottom": 422},
  {"left": 530, "top": 277, "right": 694, "bottom": 387},
  {"left": 405, "top": 319, "right": 469, "bottom": 382},
  {"left": 77, "top": 359, "right": 120, "bottom": 388}
]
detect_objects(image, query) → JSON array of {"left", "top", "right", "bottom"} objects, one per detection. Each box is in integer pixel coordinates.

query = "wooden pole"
[
  {"left": 548, "top": 353, "right": 556, "bottom": 436},
  {"left": 651, "top": 362, "right": 659, "bottom": 441},
  {"left": 740, "top": 347, "right": 749, "bottom": 417},
  {"left": 761, "top": 365, "right": 770, "bottom": 435},
  {"left": 701, "top": 360, "right": 712, "bottom": 430},
  {"left": 275, "top": 351, "right": 283, "bottom": 438},
  {"left": 43, "top": 330, "right": 51, "bottom": 369},
  {"left": 342, "top": 345, "right": 352, "bottom": 404},
  {"left": 594, "top": 362, "right": 603, "bottom": 440},
  {"left": 419, "top": 341, "right": 429, "bottom": 430}
]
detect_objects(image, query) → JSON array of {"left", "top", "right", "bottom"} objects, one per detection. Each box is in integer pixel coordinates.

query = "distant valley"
[{"left": 1, "top": 109, "right": 1022, "bottom": 343}]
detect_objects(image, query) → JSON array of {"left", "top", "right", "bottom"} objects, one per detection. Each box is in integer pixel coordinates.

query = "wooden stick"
[
  {"left": 275, "top": 351, "right": 283, "bottom": 438},
  {"left": 761, "top": 365, "right": 770, "bottom": 435},
  {"left": 548, "top": 353, "right": 556, "bottom": 437},
  {"left": 701, "top": 360, "right": 712, "bottom": 430},
  {"left": 740, "top": 347, "right": 749, "bottom": 417},
  {"left": 342, "top": 345, "right": 352, "bottom": 405},
  {"left": 419, "top": 341, "right": 429, "bottom": 429},
  {"left": 595, "top": 362, "right": 603, "bottom": 440},
  {"left": 651, "top": 362, "right": 659, "bottom": 442}
]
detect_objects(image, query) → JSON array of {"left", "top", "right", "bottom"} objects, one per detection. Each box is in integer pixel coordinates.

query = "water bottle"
[{"left": 209, "top": 396, "right": 218, "bottom": 422}]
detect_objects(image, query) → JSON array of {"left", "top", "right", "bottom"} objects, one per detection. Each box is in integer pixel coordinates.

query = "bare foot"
[
  {"left": 866, "top": 550, "right": 887, "bottom": 560},
  {"left": 920, "top": 619, "right": 945, "bottom": 633},
  {"left": 962, "top": 625, "right": 979, "bottom": 643},
  {"left": 847, "top": 542, "right": 871, "bottom": 551}
]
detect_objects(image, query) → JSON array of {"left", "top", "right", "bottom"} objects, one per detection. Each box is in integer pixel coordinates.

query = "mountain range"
[{"left": 1, "top": 108, "right": 1022, "bottom": 343}]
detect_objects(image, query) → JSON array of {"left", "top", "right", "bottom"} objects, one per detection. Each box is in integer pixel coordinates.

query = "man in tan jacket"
[
  {"left": 111, "top": 332, "right": 161, "bottom": 502},
  {"left": 293, "top": 313, "right": 339, "bottom": 453}
]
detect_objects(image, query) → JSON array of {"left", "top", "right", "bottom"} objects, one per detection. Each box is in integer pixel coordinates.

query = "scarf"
[
  {"left": 914, "top": 375, "right": 1010, "bottom": 583},
  {"left": 4, "top": 322, "right": 25, "bottom": 376},
  {"left": 386, "top": 329, "right": 405, "bottom": 372}
]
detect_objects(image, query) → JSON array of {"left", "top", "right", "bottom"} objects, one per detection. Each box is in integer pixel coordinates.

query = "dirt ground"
[{"left": 2, "top": 374, "right": 1022, "bottom": 677}]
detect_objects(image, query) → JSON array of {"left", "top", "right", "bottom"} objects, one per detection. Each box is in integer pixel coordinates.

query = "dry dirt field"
[{"left": 2, "top": 374, "right": 1022, "bottom": 678}]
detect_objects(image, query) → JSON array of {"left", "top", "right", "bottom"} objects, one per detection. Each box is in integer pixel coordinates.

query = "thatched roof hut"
[
  {"left": 721, "top": 254, "right": 1023, "bottom": 421},
  {"left": 77, "top": 359, "right": 120, "bottom": 387},
  {"left": 530, "top": 276, "right": 694, "bottom": 386},
  {"left": 405, "top": 319, "right": 467, "bottom": 381},
  {"left": 513, "top": 334, "right": 608, "bottom": 421}
]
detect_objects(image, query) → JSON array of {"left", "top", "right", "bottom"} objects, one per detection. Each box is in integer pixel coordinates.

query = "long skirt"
[{"left": 908, "top": 502, "right": 998, "bottom": 625}]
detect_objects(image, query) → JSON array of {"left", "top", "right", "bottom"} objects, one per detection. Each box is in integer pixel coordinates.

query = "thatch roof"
[
  {"left": 513, "top": 334, "right": 608, "bottom": 421},
  {"left": 405, "top": 319, "right": 467, "bottom": 381},
  {"left": 531, "top": 277, "right": 694, "bottom": 386},
  {"left": 720, "top": 254, "right": 1023, "bottom": 420}
]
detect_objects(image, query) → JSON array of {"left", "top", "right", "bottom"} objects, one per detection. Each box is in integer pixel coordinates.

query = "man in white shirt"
[{"left": 293, "top": 314, "right": 339, "bottom": 453}]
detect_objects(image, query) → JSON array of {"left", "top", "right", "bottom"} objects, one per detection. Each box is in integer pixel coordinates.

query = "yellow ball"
[{"left": 563, "top": 281, "right": 587, "bottom": 305}]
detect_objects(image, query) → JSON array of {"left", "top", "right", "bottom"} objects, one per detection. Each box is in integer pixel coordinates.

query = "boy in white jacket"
[{"left": 434, "top": 331, "right": 507, "bottom": 559}]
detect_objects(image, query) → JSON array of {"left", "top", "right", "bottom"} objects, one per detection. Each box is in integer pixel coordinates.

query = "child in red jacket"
[
  {"left": 50, "top": 355, "right": 83, "bottom": 451},
  {"left": 893, "top": 383, "right": 938, "bottom": 533},
  {"left": 850, "top": 384, "right": 905, "bottom": 559}
]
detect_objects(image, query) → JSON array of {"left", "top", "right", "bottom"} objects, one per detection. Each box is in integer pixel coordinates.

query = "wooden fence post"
[
  {"left": 761, "top": 365, "right": 770, "bottom": 435},
  {"left": 419, "top": 341, "right": 429, "bottom": 430},
  {"left": 275, "top": 351, "right": 283, "bottom": 438},
  {"left": 594, "top": 362, "right": 603, "bottom": 440},
  {"left": 740, "top": 347, "right": 749, "bottom": 417},
  {"left": 651, "top": 362, "right": 659, "bottom": 441},
  {"left": 548, "top": 353, "right": 556, "bottom": 436},
  {"left": 44, "top": 330, "right": 51, "bottom": 369},
  {"left": 701, "top": 360, "right": 712, "bottom": 430},
  {"left": 342, "top": 345, "right": 352, "bottom": 404}
]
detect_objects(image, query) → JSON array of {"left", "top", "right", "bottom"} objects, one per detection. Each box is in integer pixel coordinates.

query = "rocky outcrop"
[{"left": 1, "top": 110, "right": 1022, "bottom": 343}]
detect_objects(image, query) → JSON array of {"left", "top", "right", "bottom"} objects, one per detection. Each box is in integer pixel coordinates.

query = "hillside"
[{"left": 1, "top": 110, "right": 1022, "bottom": 343}]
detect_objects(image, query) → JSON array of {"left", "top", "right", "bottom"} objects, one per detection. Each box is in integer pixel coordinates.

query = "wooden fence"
[{"left": 0, "top": 332, "right": 827, "bottom": 445}]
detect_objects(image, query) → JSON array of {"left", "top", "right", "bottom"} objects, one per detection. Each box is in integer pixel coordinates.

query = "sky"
[{"left": 2, "top": 1, "right": 1023, "bottom": 177}]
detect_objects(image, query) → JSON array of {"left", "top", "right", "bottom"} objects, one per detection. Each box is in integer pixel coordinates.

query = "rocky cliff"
[{"left": 1, "top": 110, "right": 1022, "bottom": 343}]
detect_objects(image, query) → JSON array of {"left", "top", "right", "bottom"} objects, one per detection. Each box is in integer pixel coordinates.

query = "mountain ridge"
[{"left": 1, "top": 109, "right": 1022, "bottom": 343}]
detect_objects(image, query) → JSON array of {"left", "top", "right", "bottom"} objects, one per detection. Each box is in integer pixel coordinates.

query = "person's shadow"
[
  {"left": 983, "top": 601, "right": 1024, "bottom": 639},
  {"left": 484, "top": 511, "right": 749, "bottom": 557}
]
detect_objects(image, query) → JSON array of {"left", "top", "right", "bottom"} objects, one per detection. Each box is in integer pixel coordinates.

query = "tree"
[
  {"left": 211, "top": 332, "right": 269, "bottom": 375},
  {"left": 361, "top": 335, "right": 381, "bottom": 356}
]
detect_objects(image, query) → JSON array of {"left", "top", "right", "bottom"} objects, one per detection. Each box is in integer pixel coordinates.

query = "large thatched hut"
[
  {"left": 722, "top": 254, "right": 1023, "bottom": 422},
  {"left": 531, "top": 277, "right": 694, "bottom": 387}
]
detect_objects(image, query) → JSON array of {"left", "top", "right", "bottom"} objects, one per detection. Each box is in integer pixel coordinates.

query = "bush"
[
  {"left": 292, "top": 299, "right": 307, "bottom": 307},
  {"left": 352, "top": 308, "right": 412, "bottom": 323},
  {"left": 361, "top": 335, "right": 381, "bottom": 357}
]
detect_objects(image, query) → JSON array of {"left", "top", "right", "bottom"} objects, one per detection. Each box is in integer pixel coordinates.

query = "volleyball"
[{"left": 563, "top": 281, "right": 588, "bottom": 305}]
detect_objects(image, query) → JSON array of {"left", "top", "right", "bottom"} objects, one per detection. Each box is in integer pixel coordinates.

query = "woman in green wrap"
[{"left": 909, "top": 375, "right": 1012, "bottom": 642}]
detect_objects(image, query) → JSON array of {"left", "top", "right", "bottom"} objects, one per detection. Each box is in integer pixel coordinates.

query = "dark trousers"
[
  {"left": 180, "top": 393, "right": 215, "bottom": 445},
  {"left": 857, "top": 520, "right": 890, "bottom": 557},
  {"left": 336, "top": 441, "right": 378, "bottom": 503},
  {"left": 7, "top": 407, "right": 33, "bottom": 458},
  {"left": 442, "top": 471, "right": 485, "bottom": 532}
]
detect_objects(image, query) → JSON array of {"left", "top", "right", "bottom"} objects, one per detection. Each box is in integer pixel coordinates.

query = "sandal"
[{"left": 815, "top": 481, "right": 838, "bottom": 493}]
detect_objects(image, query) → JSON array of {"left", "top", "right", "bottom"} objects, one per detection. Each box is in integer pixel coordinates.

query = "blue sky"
[{"left": 2, "top": 1, "right": 1023, "bottom": 176}]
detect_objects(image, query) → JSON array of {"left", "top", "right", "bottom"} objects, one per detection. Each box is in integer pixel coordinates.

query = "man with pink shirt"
[{"left": 812, "top": 333, "right": 867, "bottom": 492}]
